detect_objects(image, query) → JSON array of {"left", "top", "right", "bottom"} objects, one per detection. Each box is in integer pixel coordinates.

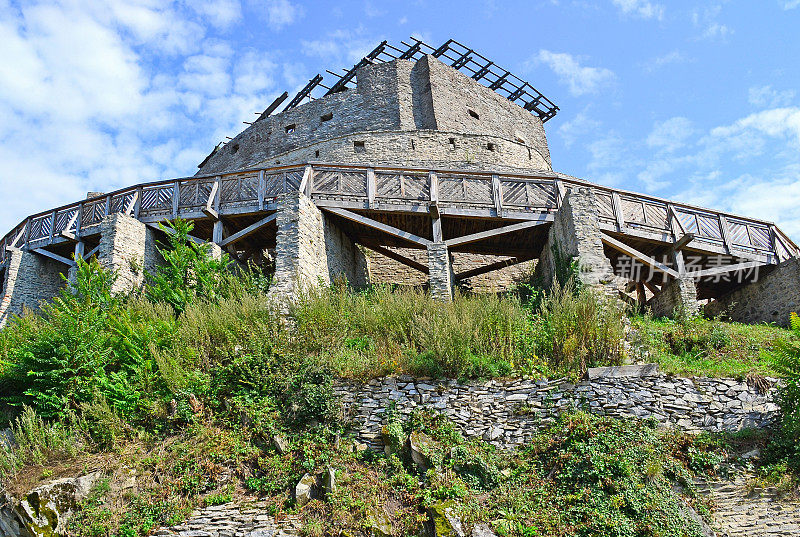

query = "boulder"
[
  {"left": 366, "top": 507, "right": 392, "bottom": 537},
  {"left": 294, "top": 473, "right": 316, "bottom": 508},
  {"left": 426, "top": 501, "right": 465, "bottom": 537},
  {"left": 272, "top": 434, "right": 289, "bottom": 455},
  {"left": 409, "top": 431, "right": 436, "bottom": 471},
  {"left": 322, "top": 467, "right": 336, "bottom": 497},
  {"left": 471, "top": 523, "right": 496, "bottom": 537},
  {"left": 0, "top": 498, "right": 31, "bottom": 537},
  {"left": 15, "top": 472, "right": 100, "bottom": 536}
]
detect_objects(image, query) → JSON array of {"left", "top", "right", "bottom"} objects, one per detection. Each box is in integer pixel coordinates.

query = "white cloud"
[
  {"left": 0, "top": 0, "right": 287, "bottom": 234},
  {"left": 530, "top": 50, "right": 615, "bottom": 96},
  {"left": 692, "top": 5, "right": 733, "bottom": 41},
  {"left": 782, "top": 0, "right": 800, "bottom": 9},
  {"left": 262, "top": 0, "right": 302, "bottom": 30},
  {"left": 647, "top": 117, "right": 694, "bottom": 152},
  {"left": 558, "top": 109, "right": 601, "bottom": 147},
  {"left": 643, "top": 50, "right": 687, "bottom": 72},
  {"left": 612, "top": 0, "right": 664, "bottom": 20},
  {"left": 301, "top": 28, "right": 383, "bottom": 64},
  {"left": 749, "top": 85, "right": 795, "bottom": 108},
  {"left": 185, "top": 0, "right": 242, "bottom": 29}
]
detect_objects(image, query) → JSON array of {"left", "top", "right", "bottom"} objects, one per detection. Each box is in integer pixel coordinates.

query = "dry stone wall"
[
  {"left": 366, "top": 246, "right": 534, "bottom": 293},
  {"left": 335, "top": 372, "right": 779, "bottom": 450},
  {"left": 706, "top": 258, "right": 800, "bottom": 327},
  {"left": 651, "top": 276, "right": 700, "bottom": 318}
]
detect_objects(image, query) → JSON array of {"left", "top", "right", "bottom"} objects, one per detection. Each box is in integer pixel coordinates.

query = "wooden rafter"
[
  {"left": 689, "top": 260, "right": 766, "bottom": 279},
  {"left": 445, "top": 219, "right": 548, "bottom": 248},
  {"left": 366, "top": 244, "right": 429, "bottom": 274},
  {"left": 600, "top": 233, "right": 679, "bottom": 278},
  {"left": 323, "top": 207, "right": 431, "bottom": 247},
  {"left": 219, "top": 214, "right": 277, "bottom": 247},
  {"left": 454, "top": 256, "right": 532, "bottom": 281},
  {"left": 33, "top": 248, "right": 75, "bottom": 267}
]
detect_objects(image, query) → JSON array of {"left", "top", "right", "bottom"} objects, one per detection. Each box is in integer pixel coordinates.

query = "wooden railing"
[{"left": 2, "top": 162, "right": 797, "bottom": 266}]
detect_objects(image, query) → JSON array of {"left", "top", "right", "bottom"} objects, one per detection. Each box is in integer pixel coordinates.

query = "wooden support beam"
[
  {"left": 146, "top": 223, "right": 205, "bottom": 245},
  {"left": 133, "top": 187, "right": 142, "bottom": 219},
  {"left": 299, "top": 165, "right": 313, "bottom": 196},
  {"left": 204, "top": 180, "right": 219, "bottom": 219},
  {"left": 367, "top": 244, "right": 429, "bottom": 274},
  {"left": 643, "top": 281, "right": 660, "bottom": 295},
  {"left": 74, "top": 241, "right": 84, "bottom": 259},
  {"left": 454, "top": 256, "right": 531, "bottom": 281},
  {"left": 672, "top": 233, "right": 695, "bottom": 251},
  {"left": 668, "top": 204, "right": 686, "bottom": 236},
  {"left": 445, "top": 220, "right": 546, "bottom": 248},
  {"left": 219, "top": 214, "right": 277, "bottom": 247},
  {"left": 60, "top": 210, "right": 79, "bottom": 240},
  {"left": 125, "top": 192, "right": 138, "bottom": 217},
  {"left": 689, "top": 260, "right": 765, "bottom": 279},
  {"left": 33, "top": 248, "right": 75, "bottom": 267},
  {"left": 212, "top": 220, "right": 224, "bottom": 245},
  {"left": 600, "top": 232, "right": 679, "bottom": 278},
  {"left": 257, "top": 170, "right": 266, "bottom": 211},
  {"left": 636, "top": 281, "right": 646, "bottom": 312},
  {"left": 84, "top": 244, "right": 100, "bottom": 259},
  {"left": 323, "top": 207, "right": 432, "bottom": 247}
]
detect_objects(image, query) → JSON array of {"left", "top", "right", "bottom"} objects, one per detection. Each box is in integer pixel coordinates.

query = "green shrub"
[
  {"left": 533, "top": 283, "right": 626, "bottom": 377},
  {"left": 768, "top": 312, "right": 800, "bottom": 469},
  {"left": 146, "top": 219, "right": 233, "bottom": 315}
]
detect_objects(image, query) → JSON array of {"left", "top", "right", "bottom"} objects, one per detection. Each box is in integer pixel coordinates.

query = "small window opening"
[
  {"left": 354, "top": 141, "right": 366, "bottom": 153},
  {"left": 448, "top": 137, "right": 456, "bottom": 150},
  {"left": 275, "top": 160, "right": 280, "bottom": 164},
  {"left": 527, "top": 147, "right": 532, "bottom": 160},
  {"left": 468, "top": 109, "right": 480, "bottom": 120},
  {"left": 230, "top": 143, "right": 239, "bottom": 154},
  {"left": 410, "top": 139, "right": 416, "bottom": 150},
  {"left": 320, "top": 112, "right": 333, "bottom": 122},
  {"left": 487, "top": 143, "right": 496, "bottom": 152},
  {"left": 315, "top": 150, "right": 320, "bottom": 158},
  {"left": 285, "top": 124, "right": 296, "bottom": 133}
]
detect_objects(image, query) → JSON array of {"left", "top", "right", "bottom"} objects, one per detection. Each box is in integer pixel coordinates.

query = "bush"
[
  {"left": 146, "top": 219, "right": 233, "bottom": 315},
  {"left": 533, "top": 282, "right": 627, "bottom": 377},
  {"left": 768, "top": 313, "right": 800, "bottom": 469}
]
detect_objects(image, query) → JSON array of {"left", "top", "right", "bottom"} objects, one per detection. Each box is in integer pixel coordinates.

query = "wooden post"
[
  {"left": 172, "top": 181, "right": 180, "bottom": 219},
  {"left": 611, "top": 192, "right": 625, "bottom": 232},
  {"left": 367, "top": 168, "right": 376, "bottom": 209},
  {"left": 134, "top": 187, "right": 143, "bottom": 219},
  {"left": 491, "top": 174, "right": 503, "bottom": 216},
  {"left": 105, "top": 194, "right": 112, "bottom": 217},
  {"left": 719, "top": 215, "right": 732, "bottom": 254},
  {"left": 49, "top": 210, "right": 57, "bottom": 245},
  {"left": 258, "top": 170, "right": 265, "bottom": 211},
  {"left": 429, "top": 171, "right": 442, "bottom": 242}
]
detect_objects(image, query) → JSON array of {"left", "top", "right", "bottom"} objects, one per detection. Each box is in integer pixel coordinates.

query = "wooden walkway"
[{"left": 1, "top": 162, "right": 797, "bottom": 299}]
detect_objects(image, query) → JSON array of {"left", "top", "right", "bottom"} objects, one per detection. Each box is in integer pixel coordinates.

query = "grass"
[{"left": 632, "top": 314, "right": 796, "bottom": 378}]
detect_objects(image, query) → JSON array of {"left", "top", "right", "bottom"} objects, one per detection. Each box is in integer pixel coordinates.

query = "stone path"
[
  {"left": 698, "top": 476, "right": 800, "bottom": 536},
  {"left": 152, "top": 501, "right": 299, "bottom": 537}
]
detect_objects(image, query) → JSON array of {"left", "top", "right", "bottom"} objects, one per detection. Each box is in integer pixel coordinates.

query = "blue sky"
[{"left": 1, "top": 0, "right": 799, "bottom": 238}]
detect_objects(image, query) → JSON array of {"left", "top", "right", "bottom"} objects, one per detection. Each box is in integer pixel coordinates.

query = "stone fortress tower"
[{"left": 1, "top": 38, "right": 799, "bottom": 326}]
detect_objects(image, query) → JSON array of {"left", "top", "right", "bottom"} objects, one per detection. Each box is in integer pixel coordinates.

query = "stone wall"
[
  {"left": 426, "top": 242, "right": 454, "bottom": 300},
  {"left": 269, "top": 191, "right": 368, "bottom": 299},
  {"left": 98, "top": 213, "right": 162, "bottom": 294},
  {"left": 197, "top": 55, "right": 551, "bottom": 175},
  {"left": 335, "top": 373, "right": 778, "bottom": 450},
  {"left": 705, "top": 258, "right": 800, "bottom": 327},
  {"left": 0, "top": 248, "right": 65, "bottom": 327},
  {"left": 535, "top": 187, "right": 617, "bottom": 290},
  {"left": 365, "top": 247, "right": 534, "bottom": 293},
  {"left": 650, "top": 277, "right": 699, "bottom": 318}
]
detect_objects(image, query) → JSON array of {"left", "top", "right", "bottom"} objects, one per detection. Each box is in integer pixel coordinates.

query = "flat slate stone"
[{"left": 586, "top": 364, "right": 660, "bottom": 380}]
